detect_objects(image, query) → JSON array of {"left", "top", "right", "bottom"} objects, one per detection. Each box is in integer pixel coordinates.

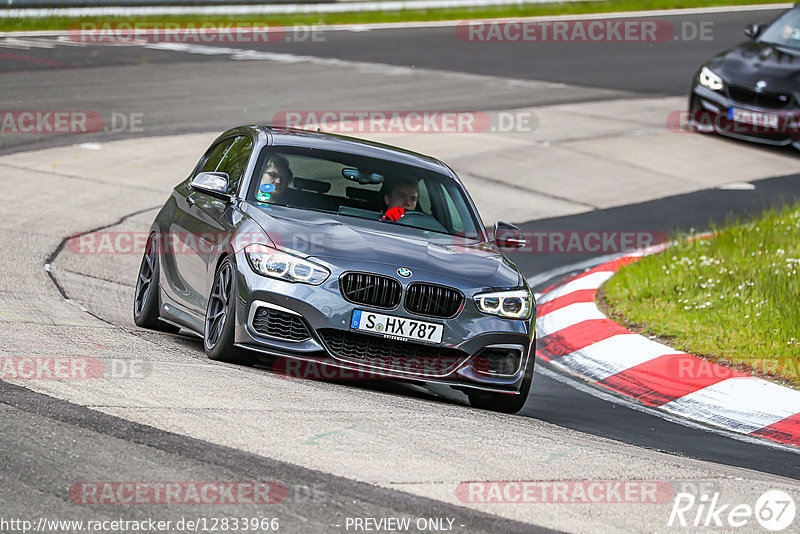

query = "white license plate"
[
  {"left": 350, "top": 310, "right": 443, "bottom": 344},
  {"left": 729, "top": 108, "right": 779, "bottom": 128}
]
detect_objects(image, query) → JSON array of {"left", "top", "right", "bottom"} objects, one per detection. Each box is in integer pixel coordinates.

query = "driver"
[{"left": 381, "top": 178, "right": 418, "bottom": 221}]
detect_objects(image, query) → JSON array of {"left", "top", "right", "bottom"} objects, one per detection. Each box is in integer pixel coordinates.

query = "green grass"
[
  {"left": 0, "top": 0, "right": 784, "bottom": 32},
  {"left": 602, "top": 204, "right": 800, "bottom": 388}
]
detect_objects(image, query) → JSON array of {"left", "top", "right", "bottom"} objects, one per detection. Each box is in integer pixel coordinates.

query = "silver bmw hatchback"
[{"left": 134, "top": 126, "right": 535, "bottom": 412}]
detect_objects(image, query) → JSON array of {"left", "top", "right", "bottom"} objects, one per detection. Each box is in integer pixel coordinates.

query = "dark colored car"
[
  {"left": 689, "top": 4, "right": 800, "bottom": 149},
  {"left": 133, "top": 126, "right": 536, "bottom": 412}
]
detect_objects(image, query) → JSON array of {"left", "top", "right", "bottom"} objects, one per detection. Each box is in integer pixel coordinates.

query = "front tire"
[
  {"left": 133, "top": 233, "right": 180, "bottom": 333},
  {"left": 467, "top": 340, "right": 536, "bottom": 413},
  {"left": 203, "top": 256, "right": 254, "bottom": 365}
]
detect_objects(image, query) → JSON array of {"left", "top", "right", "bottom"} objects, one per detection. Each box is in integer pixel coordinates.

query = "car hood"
[
  {"left": 243, "top": 204, "right": 522, "bottom": 288},
  {"left": 707, "top": 41, "right": 800, "bottom": 92}
]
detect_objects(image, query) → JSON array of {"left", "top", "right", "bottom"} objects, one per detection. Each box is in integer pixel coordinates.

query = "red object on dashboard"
[{"left": 382, "top": 206, "right": 406, "bottom": 222}]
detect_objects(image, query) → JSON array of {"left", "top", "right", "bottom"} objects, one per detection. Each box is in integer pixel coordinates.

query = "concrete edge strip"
[{"left": 534, "top": 251, "right": 800, "bottom": 449}]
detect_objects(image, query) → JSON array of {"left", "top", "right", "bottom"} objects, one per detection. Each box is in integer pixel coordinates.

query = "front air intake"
[{"left": 251, "top": 306, "right": 311, "bottom": 342}]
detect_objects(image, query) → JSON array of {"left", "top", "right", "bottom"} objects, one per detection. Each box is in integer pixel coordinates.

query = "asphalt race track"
[{"left": 1, "top": 6, "right": 799, "bottom": 533}]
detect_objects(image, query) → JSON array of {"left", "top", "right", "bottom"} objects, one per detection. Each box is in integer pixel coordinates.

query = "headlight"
[
  {"left": 699, "top": 66, "right": 723, "bottom": 91},
  {"left": 244, "top": 244, "right": 330, "bottom": 285},
  {"left": 474, "top": 289, "right": 532, "bottom": 319}
]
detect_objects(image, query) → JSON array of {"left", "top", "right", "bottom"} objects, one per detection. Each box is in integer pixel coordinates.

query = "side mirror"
[
  {"left": 190, "top": 172, "right": 232, "bottom": 201},
  {"left": 494, "top": 221, "right": 525, "bottom": 248},
  {"left": 744, "top": 23, "right": 765, "bottom": 40}
]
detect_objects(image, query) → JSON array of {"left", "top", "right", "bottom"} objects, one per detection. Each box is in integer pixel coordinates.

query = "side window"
[
  {"left": 216, "top": 136, "right": 254, "bottom": 194},
  {"left": 443, "top": 193, "right": 465, "bottom": 234},
  {"left": 431, "top": 180, "right": 471, "bottom": 235},
  {"left": 199, "top": 138, "right": 236, "bottom": 174}
]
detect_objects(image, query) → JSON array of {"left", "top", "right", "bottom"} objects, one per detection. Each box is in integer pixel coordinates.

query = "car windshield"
[
  {"left": 758, "top": 8, "right": 800, "bottom": 49},
  {"left": 247, "top": 145, "right": 484, "bottom": 239}
]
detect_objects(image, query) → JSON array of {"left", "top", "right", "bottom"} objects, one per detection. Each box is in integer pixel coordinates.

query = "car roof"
[{"left": 232, "top": 125, "right": 456, "bottom": 176}]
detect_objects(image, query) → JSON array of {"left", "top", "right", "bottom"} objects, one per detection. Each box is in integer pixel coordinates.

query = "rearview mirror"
[
  {"left": 744, "top": 23, "right": 765, "bottom": 40},
  {"left": 190, "top": 172, "right": 232, "bottom": 201},
  {"left": 494, "top": 221, "right": 525, "bottom": 248},
  {"left": 342, "top": 168, "right": 384, "bottom": 185}
]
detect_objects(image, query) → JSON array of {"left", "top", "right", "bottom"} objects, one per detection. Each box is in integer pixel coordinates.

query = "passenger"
[{"left": 259, "top": 154, "right": 293, "bottom": 203}]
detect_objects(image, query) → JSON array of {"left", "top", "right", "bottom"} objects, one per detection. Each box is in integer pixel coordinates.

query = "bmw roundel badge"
[{"left": 397, "top": 268, "right": 412, "bottom": 278}]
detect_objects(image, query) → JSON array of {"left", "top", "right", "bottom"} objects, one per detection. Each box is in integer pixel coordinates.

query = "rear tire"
[
  {"left": 203, "top": 256, "right": 254, "bottom": 366},
  {"left": 467, "top": 340, "right": 536, "bottom": 413},
  {"left": 133, "top": 233, "right": 180, "bottom": 334}
]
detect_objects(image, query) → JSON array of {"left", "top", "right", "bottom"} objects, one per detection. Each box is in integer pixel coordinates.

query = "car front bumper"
[
  {"left": 690, "top": 84, "right": 800, "bottom": 149},
  {"left": 230, "top": 249, "right": 535, "bottom": 394}
]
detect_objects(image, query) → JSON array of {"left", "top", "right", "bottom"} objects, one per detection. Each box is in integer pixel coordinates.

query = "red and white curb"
[{"left": 534, "top": 253, "right": 800, "bottom": 448}]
